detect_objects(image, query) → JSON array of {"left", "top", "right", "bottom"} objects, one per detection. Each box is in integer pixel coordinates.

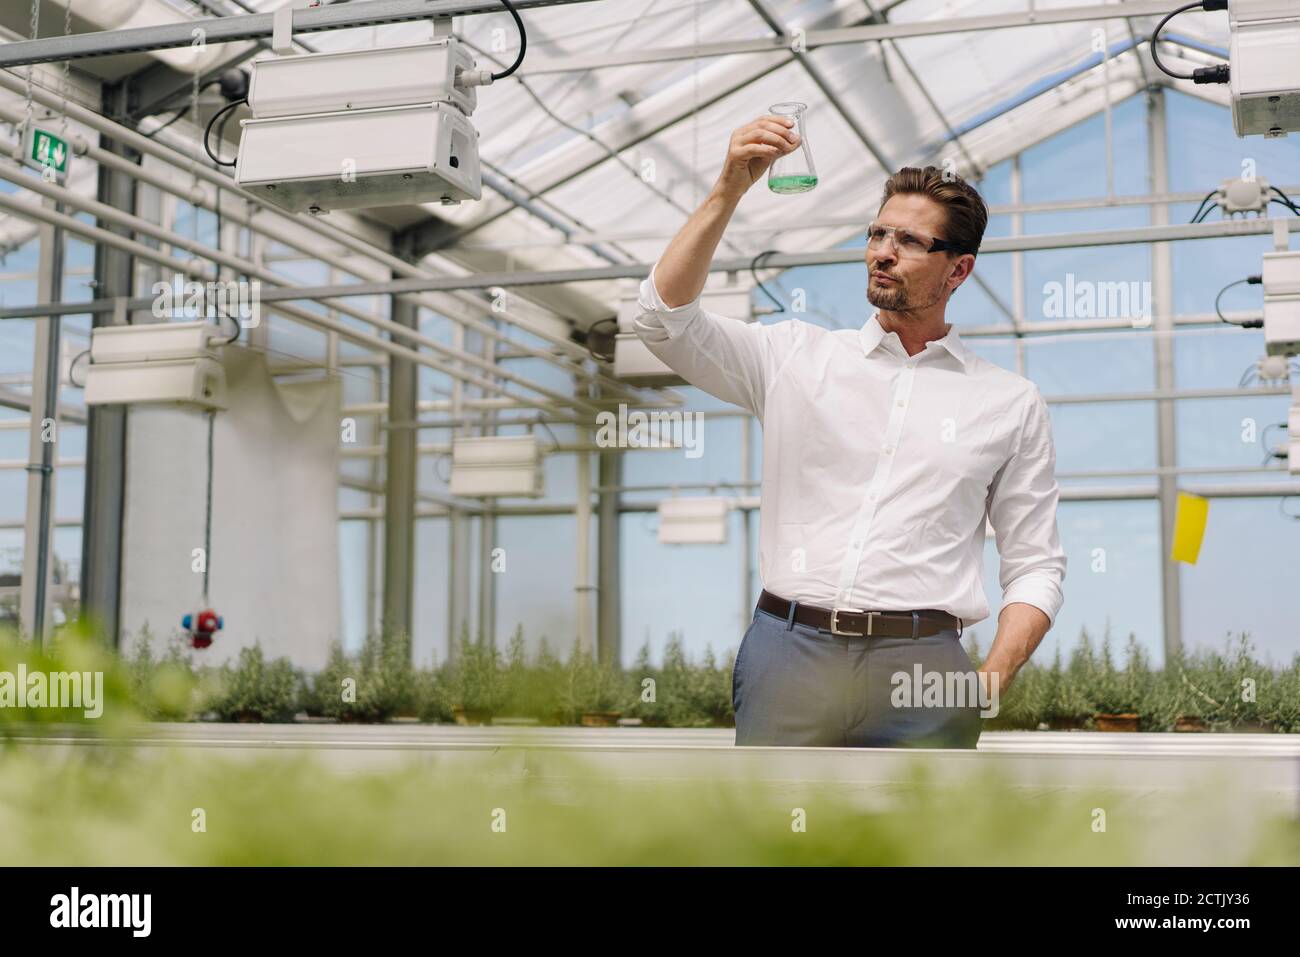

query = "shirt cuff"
[
  {"left": 636, "top": 260, "right": 704, "bottom": 338},
  {"left": 1000, "top": 575, "right": 1063, "bottom": 630}
]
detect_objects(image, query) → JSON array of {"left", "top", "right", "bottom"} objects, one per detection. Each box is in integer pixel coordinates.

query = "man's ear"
[{"left": 947, "top": 253, "right": 975, "bottom": 294}]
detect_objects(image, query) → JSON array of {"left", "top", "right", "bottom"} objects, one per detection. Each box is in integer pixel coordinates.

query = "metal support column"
[
  {"left": 382, "top": 251, "right": 418, "bottom": 640},
  {"left": 1010, "top": 154, "right": 1027, "bottom": 378},
  {"left": 1147, "top": 86, "right": 1182, "bottom": 662},
  {"left": 447, "top": 321, "right": 472, "bottom": 652},
  {"left": 740, "top": 412, "right": 754, "bottom": 626},
  {"left": 20, "top": 197, "right": 65, "bottom": 644},
  {"left": 575, "top": 411, "right": 594, "bottom": 658},
  {"left": 80, "top": 81, "right": 136, "bottom": 647},
  {"left": 477, "top": 319, "right": 497, "bottom": 648},
  {"left": 366, "top": 355, "right": 382, "bottom": 637},
  {"left": 596, "top": 433, "right": 621, "bottom": 667}
]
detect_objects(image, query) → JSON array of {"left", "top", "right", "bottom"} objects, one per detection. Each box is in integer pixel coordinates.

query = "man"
[{"left": 633, "top": 114, "right": 1067, "bottom": 749}]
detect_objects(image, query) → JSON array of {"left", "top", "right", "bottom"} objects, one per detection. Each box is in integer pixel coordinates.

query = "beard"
[
  {"left": 867, "top": 273, "right": 944, "bottom": 313},
  {"left": 866, "top": 276, "right": 908, "bottom": 311}
]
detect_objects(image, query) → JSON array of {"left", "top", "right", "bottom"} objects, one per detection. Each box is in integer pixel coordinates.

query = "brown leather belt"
[{"left": 757, "top": 589, "right": 961, "bottom": 639}]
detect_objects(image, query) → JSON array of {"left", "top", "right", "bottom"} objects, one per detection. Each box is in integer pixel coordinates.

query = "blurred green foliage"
[{"left": 0, "top": 745, "right": 1296, "bottom": 865}]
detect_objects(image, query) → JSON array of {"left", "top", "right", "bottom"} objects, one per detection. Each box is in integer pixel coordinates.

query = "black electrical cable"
[
  {"left": 213, "top": 309, "right": 242, "bottom": 347},
  {"left": 1214, "top": 276, "right": 1263, "bottom": 327},
  {"left": 129, "top": 77, "right": 221, "bottom": 126},
  {"left": 208, "top": 114, "right": 241, "bottom": 348},
  {"left": 751, "top": 250, "right": 786, "bottom": 313},
  {"left": 1260, "top": 422, "right": 1288, "bottom": 464},
  {"left": 1187, "top": 189, "right": 1217, "bottom": 223},
  {"left": 748, "top": 249, "right": 845, "bottom": 327},
  {"left": 584, "top": 316, "right": 618, "bottom": 362},
  {"left": 1150, "top": 1, "right": 1230, "bottom": 84},
  {"left": 1151, "top": 2, "right": 1203, "bottom": 79},
  {"left": 489, "top": 0, "right": 527, "bottom": 80},
  {"left": 1268, "top": 185, "right": 1300, "bottom": 215},
  {"left": 66, "top": 348, "right": 90, "bottom": 388},
  {"left": 537, "top": 417, "right": 562, "bottom": 453},
  {"left": 143, "top": 105, "right": 190, "bottom": 139},
  {"left": 204, "top": 97, "right": 245, "bottom": 167}
]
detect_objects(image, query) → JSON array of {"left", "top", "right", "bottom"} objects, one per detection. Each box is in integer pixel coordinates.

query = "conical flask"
[{"left": 767, "top": 101, "right": 817, "bottom": 194}]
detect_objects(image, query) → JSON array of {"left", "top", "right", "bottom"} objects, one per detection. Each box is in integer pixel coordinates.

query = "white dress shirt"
[{"left": 634, "top": 261, "right": 1067, "bottom": 631}]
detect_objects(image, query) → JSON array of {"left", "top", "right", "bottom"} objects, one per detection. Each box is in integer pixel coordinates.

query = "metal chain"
[
  {"left": 16, "top": 0, "right": 40, "bottom": 161},
  {"left": 59, "top": 0, "right": 73, "bottom": 137},
  {"left": 692, "top": 0, "right": 699, "bottom": 210},
  {"left": 203, "top": 409, "right": 215, "bottom": 606}
]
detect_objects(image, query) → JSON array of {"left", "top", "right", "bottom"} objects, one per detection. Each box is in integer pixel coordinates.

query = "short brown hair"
[{"left": 878, "top": 166, "right": 988, "bottom": 257}]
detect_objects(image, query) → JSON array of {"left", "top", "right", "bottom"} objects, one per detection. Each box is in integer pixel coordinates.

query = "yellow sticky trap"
[{"left": 1171, "top": 492, "right": 1209, "bottom": 564}]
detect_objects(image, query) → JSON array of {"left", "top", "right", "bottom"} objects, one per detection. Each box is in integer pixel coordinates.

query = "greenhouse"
[{"left": 0, "top": 0, "right": 1297, "bottom": 878}]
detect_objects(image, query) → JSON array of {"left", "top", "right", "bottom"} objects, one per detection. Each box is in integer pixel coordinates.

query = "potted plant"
[
  {"left": 622, "top": 640, "right": 669, "bottom": 727},
  {"left": 687, "top": 644, "right": 735, "bottom": 728},
  {"left": 211, "top": 645, "right": 300, "bottom": 723},
  {"left": 560, "top": 637, "right": 625, "bottom": 726},
  {"left": 1090, "top": 632, "right": 1147, "bottom": 732},
  {"left": 311, "top": 631, "right": 416, "bottom": 723},
  {"left": 1234, "top": 717, "right": 1275, "bottom": 733},
  {"left": 448, "top": 624, "right": 504, "bottom": 725},
  {"left": 491, "top": 625, "right": 557, "bottom": 725},
  {"left": 1045, "top": 641, "right": 1092, "bottom": 730},
  {"left": 415, "top": 667, "right": 454, "bottom": 723},
  {"left": 987, "top": 660, "right": 1049, "bottom": 731},
  {"left": 1093, "top": 712, "right": 1140, "bottom": 732}
]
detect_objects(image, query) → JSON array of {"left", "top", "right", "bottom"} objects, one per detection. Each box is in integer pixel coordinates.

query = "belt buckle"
[{"left": 830, "top": 607, "right": 875, "bottom": 637}]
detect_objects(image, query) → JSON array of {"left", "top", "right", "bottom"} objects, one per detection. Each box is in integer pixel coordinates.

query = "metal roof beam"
[
  {"left": 420, "top": 0, "right": 886, "bottom": 252},
  {"left": 746, "top": 0, "right": 893, "bottom": 170},
  {"left": 7, "top": 213, "right": 1276, "bottom": 308},
  {"left": 0, "top": 0, "right": 600, "bottom": 68},
  {"left": 518, "top": 0, "right": 1184, "bottom": 74}
]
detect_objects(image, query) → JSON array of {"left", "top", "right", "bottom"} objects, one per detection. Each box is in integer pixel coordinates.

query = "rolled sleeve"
[
  {"left": 986, "top": 387, "right": 1067, "bottom": 629},
  {"left": 632, "top": 258, "right": 799, "bottom": 420}
]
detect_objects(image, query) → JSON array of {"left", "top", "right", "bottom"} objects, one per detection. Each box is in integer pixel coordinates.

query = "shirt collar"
[{"left": 859, "top": 312, "right": 972, "bottom": 372}]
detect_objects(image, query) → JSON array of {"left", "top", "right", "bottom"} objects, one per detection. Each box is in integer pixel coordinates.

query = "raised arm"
[
  {"left": 655, "top": 115, "right": 802, "bottom": 307},
  {"left": 633, "top": 115, "right": 805, "bottom": 419}
]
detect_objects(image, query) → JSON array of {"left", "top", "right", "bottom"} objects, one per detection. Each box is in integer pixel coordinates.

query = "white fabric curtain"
[{"left": 119, "top": 346, "right": 341, "bottom": 670}]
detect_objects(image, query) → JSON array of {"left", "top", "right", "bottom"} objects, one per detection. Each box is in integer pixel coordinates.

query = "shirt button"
[
  {"left": 868, "top": 493, "right": 877, "bottom": 502},
  {"left": 896, "top": 399, "right": 904, "bottom": 407},
  {"left": 884, "top": 446, "right": 893, "bottom": 454}
]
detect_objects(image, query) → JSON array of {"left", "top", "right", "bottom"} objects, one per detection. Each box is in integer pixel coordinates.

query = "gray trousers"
[{"left": 732, "top": 603, "right": 984, "bottom": 748}]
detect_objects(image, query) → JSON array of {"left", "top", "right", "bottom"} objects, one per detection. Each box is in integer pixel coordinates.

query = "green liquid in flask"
[{"left": 769, "top": 174, "right": 819, "bottom": 194}]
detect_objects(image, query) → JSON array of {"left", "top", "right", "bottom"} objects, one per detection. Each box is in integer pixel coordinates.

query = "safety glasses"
[{"left": 865, "top": 221, "right": 966, "bottom": 258}]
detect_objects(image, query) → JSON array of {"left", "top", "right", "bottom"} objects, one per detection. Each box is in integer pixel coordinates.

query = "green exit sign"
[{"left": 30, "top": 128, "right": 69, "bottom": 174}]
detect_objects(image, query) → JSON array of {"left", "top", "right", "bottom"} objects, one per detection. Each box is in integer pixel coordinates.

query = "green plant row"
[
  {"left": 0, "top": 621, "right": 734, "bottom": 728},
  {"left": 3, "top": 622, "right": 1298, "bottom": 731},
  {"left": 970, "top": 628, "right": 1300, "bottom": 732}
]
